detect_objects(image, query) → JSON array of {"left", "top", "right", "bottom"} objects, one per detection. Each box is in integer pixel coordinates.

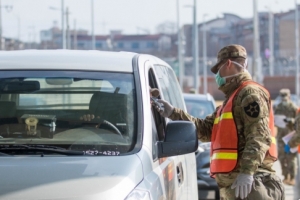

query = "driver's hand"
[{"left": 80, "top": 114, "right": 98, "bottom": 121}]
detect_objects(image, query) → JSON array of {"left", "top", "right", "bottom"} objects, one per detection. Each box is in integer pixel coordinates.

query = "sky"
[{"left": 0, "top": 0, "right": 297, "bottom": 42}]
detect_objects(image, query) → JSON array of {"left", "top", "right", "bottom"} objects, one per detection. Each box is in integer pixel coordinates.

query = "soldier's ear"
[{"left": 226, "top": 60, "right": 233, "bottom": 69}]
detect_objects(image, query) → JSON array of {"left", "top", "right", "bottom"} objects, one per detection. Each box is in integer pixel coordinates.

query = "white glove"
[
  {"left": 231, "top": 173, "right": 254, "bottom": 199},
  {"left": 156, "top": 99, "right": 174, "bottom": 117}
]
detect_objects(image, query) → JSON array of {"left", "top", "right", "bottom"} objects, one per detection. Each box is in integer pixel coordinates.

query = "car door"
[
  {"left": 143, "top": 60, "right": 183, "bottom": 200},
  {"left": 153, "top": 63, "right": 197, "bottom": 200}
]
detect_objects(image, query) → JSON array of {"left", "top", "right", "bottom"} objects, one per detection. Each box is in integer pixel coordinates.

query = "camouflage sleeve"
[
  {"left": 286, "top": 104, "right": 299, "bottom": 129},
  {"left": 288, "top": 117, "right": 300, "bottom": 148},
  {"left": 239, "top": 88, "right": 272, "bottom": 175},
  {"left": 168, "top": 107, "right": 219, "bottom": 142}
]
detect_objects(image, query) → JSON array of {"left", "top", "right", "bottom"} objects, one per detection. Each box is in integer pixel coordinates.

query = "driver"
[{"left": 80, "top": 87, "right": 160, "bottom": 122}]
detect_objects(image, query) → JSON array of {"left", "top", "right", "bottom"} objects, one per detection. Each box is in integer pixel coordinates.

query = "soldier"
[
  {"left": 154, "top": 44, "right": 284, "bottom": 200},
  {"left": 274, "top": 88, "right": 298, "bottom": 185}
]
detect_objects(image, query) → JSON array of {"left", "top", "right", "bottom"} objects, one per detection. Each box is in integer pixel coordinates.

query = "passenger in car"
[{"left": 155, "top": 44, "right": 284, "bottom": 200}]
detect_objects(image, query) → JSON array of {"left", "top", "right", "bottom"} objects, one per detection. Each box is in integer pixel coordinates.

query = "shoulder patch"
[{"left": 244, "top": 101, "right": 260, "bottom": 118}]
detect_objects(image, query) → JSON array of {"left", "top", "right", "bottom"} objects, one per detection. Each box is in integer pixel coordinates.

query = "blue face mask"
[{"left": 215, "top": 71, "right": 226, "bottom": 87}]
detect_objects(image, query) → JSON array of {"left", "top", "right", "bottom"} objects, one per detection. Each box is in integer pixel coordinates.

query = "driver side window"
[{"left": 148, "top": 68, "right": 165, "bottom": 160}]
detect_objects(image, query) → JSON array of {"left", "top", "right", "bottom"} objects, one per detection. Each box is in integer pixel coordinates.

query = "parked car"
[
  {"left": 0, "top": 50, "right": 198, "bottom": 200},
  {"left": 183, "top": 93, "right": 220, "bottom": 200}
]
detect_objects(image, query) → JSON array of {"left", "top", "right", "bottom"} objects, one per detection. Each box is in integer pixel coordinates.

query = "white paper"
[
  {"left": 282, "top": 131, "right": 295, "bottom": 145},
  {"left": 282, "top": 131, "right": 298, "bottom": 153},
  {"left": 290, "top": 147, "right": 298, "bottom": 153},
  {"left": 274, "top": 115, "right": 287, "bottom": 128}
]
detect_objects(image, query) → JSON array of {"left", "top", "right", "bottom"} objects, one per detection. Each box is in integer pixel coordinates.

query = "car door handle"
[{"left": 177, "top": 162, "right": 184, "bottom": 185}]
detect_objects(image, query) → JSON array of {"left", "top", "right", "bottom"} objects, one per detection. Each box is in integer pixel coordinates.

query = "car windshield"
[
  {"left": 184, "top": 99, "right": 215, "bottom": 119},
  {"left": 0, "top": 70, "right": 136, "bottom": 156}
]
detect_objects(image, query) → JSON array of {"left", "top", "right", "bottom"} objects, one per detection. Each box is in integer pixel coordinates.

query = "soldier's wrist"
[
  {"left": 239, "top": 168, "right": 255, "bottom": 175},
  {"left": 168, "top": 107, "right": 179, "bottom": 120}
]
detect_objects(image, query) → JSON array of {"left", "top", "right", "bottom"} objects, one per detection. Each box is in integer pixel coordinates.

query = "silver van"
[{"left": 0, "top": 50, "right": 198, "bottom": 200}]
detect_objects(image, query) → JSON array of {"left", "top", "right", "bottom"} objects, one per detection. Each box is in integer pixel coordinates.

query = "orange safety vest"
[{"left": 210, "top": 81, "right": 277, "bottom": 176}]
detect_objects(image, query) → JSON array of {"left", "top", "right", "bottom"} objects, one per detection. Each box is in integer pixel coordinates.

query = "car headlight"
[
  {"left": 198, "top": 142, "right": 211, "bottom": 151},
  {"left": 125, "top": 189, "right": 151, "bottom": 200}
]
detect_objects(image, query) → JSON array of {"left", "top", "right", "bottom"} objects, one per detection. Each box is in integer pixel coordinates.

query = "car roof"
[{"left": 0, "top": 50, "right": 138, "bottom": 72}]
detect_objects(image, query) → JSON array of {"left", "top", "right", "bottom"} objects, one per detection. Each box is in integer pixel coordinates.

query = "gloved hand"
[
  {"left": 231, "top": 173, "right": 254, "bottom": 199},
  {"left": 156, "top": 99, "right": 174, "bottom": 117},
  {"left": 284, "top": 144, "right": 291, "bottom": 153}
]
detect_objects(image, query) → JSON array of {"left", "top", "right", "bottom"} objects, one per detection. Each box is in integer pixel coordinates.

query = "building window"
[
  {"left": 147, "top": 42, "right": 154, "bottom": 48},
  {"left": 96, "top": 42, "right": 102, "bottom": 48},
  {"left": 131, "top": 42, "right": 139, "bottom": 49},
  {"left": 118, "top": 42, "right": 124, "bottom": 48}
]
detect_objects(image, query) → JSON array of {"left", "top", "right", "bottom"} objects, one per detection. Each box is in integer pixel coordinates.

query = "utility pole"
[
  {"left": 0, "top": 0, "right": 2, "bottom": 50},
  {"left": 203, "top": 14, "right": 208, "bottom": 94},
  {"left": 176, "top": 0, "right": 184, "bottom": 89},
  {"left": 66, "top": 7, "right": 70, "bottom": 49},
  {"left": 91, "top": 0, "right": 95, "bottom": 50},
  {"left": 253, "top": 0, "right": 262, "bottom": 84},
  {"left": 193, "top": 0, "right": 199, "bottom": 94},
  {"left": 73, "top": 19, "right": 77, "bottom": 50},
  {"left": 61, "top": 0, "right": 66, "bottom": 49},
  {"left": 294, "top": 2, "right": 300, "bottom": 196},
  {"left": 268, "top": 8, "right": 274, "bottom": 76},
  {"left": 295, "top": 0, "right": 300, "bottom": 103}
]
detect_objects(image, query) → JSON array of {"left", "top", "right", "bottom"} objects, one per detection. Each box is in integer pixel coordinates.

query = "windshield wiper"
[{"left": 0, "top": 145, "right": 85, "bottom": 156}]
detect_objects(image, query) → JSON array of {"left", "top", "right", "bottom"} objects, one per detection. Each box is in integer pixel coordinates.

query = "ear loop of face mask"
[{"left": 220, "top": 59, "right": 248, "bottom": 80}]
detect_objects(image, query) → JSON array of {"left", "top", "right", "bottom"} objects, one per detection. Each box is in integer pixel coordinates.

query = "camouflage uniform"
[
  {"left": 274, "top": 89, "right": 298, "bottom": 184},
  {"left": 289, "top": 115, "right": 300, "bottom": 148},
  {"left": 168, "top": 45, "right": 284, "bottom": 200}
]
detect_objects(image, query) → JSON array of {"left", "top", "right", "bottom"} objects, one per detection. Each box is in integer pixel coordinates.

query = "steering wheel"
[{"left": 96, "top": 119, "right": 124, "bottom": 138}]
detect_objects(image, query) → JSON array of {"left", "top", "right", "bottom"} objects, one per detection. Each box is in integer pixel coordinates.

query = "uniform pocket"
[{"left": 247, "top": 173, "right": 285, "bottom": 200}]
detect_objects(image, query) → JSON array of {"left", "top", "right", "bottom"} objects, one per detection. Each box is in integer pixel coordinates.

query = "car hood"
[{"left": 0, "top": 155, "right": 143, "bottom": 200}]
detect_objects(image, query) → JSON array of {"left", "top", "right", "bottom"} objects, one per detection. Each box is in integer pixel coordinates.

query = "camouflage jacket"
[
  {"left": 288, "top": 114, "right": 300, "bottom": 148},
  {"left": 169, "top": 72, "right": 275, "bottom": 187},
  {"left": 274, "top": 101, "right": 298, "bottom": 133}
]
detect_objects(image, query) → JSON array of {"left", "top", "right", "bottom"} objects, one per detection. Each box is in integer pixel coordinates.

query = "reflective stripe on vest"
[
  {"left": 214, "top": 112, "right": 233, "bottom": 124},
  {"left": 210, "top": 81, "right": 278, "bottom": 176},
  {"left": 211, "top": 152, "right": 237, "bottom": 160}
]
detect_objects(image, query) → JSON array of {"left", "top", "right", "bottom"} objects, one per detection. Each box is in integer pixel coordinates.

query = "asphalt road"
[{"left": 273, "top": 159, "right": 295, "bottom": 200}]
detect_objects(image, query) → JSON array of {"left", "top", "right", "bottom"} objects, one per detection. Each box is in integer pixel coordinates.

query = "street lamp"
[
  {"left": 49, "top": 0, "right": 65, "bottom": 49},
  {"left": 202, "top": 14, "right": 208, "bottom": 94}
]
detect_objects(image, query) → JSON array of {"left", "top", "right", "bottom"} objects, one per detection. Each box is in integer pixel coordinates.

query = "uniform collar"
[{"left": 218, "top": 72, "right": 252, "bottom": 98}]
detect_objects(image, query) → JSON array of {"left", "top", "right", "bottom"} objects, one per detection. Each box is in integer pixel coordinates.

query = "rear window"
[
  {"left": 184, "top": 99, "right": 215, "bottom": 119},
  {"left": 0, "top": 70, "right": 137, "bottom": 156}
]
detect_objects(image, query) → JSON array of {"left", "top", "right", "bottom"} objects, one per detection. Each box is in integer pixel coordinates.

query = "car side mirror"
[{"left": 157, "top": 121, "right": 198, "bottom": 158}]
